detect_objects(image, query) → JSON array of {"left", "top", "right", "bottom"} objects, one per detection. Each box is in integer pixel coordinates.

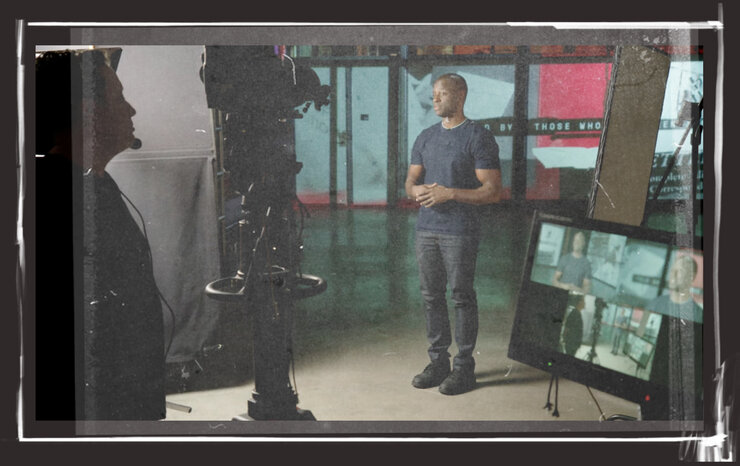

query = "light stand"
[
  {"left": 651, "top": 98, "right": 703, "bottom": 233},
  {"left": 586, "top": 298, "right": 607, "bottom": 364},
  {"left": 545, "top": 298, "right": 608, "bottom": 418}
]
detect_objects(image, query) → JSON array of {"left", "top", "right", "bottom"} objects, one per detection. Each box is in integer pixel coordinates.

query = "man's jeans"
[{"left": 415, "top": 230, "right": 479, "bottom": 371}]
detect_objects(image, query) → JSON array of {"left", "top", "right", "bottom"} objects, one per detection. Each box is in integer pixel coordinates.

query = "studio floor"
[{"left": 162, "top": 207, "right": 642, "bottom": 429}]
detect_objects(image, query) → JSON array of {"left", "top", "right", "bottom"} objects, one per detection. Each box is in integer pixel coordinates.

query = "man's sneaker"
[
  {"left": 412, "top": 360, "right": 451, "bottom": 389},
  {"left": 438, "top": 368, "right": 476, "bottom": 395}
]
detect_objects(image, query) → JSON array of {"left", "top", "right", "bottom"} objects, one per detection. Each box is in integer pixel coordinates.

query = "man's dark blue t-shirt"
[
  {"left": 556, "top": 253, "right": 592, "bottom": 289},
  {"left": 410, "top": 120, "right": 500, "bottom": 236}
]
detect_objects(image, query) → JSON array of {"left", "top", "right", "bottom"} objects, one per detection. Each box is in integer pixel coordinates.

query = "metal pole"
[
  {"left": 387, "top": 59, "right": 400, "bottom": 206},
  {"left": 329, "top": 66, "right": 338, "bottom": 207},
  {"left": 345, "top": 67, "right": 354, "bottom": 206},
  {"left": 512, "top": 46, "right": 530, "bottom": 201}
]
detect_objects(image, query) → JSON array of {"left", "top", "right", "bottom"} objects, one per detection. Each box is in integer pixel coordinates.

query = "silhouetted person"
[
  {"left": 36, "top": 49, "right": 166, "bottom": 420},
  {"left": 561, "top": 293, "right": 585, "bottom": 357}
]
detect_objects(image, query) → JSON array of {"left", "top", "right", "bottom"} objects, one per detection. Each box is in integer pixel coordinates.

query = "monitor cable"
[{"left": 586, "top": 385, "right": 638, "bottom": 421}]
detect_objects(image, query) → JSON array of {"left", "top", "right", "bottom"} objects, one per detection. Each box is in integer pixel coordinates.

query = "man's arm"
[
  {"left": 405, "top": 163, "right": 430, "bottom": 200},
  {"left": 580, "top": 278, "right": 592, "bottom": 295},
  {"left": 552, "top": 270, "right": 566, "bottom": 288},
  {"left": 416, "top": 168, "right": 501, "bottom": 208},
  {"left": 553, "top": 271, "right": 592, "bottom": 294}
]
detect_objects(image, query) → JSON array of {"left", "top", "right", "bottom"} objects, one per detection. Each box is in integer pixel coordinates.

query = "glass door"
[
  {"left": 295, "top": 65, "right": 389, "bottom": 206},
  {"left": 346, "top": 66, "right": 389, "bottom": 205}
]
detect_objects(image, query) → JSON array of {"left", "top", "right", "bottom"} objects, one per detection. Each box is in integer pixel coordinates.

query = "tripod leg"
[
  {"left": 544, "top": 374, "right": 554, "bottom": 410},
  {"left": 552, "top": 376, "right": 560, "bottom": 417}
]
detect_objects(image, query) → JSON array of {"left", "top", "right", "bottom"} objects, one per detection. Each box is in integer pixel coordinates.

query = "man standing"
[{"left": 405, "top": 73, "right": 501, "bottom": 395}]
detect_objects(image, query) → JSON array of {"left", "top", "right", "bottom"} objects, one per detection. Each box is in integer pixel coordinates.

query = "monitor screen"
[{"left": 509, "top": 212, "right": 704, "bottom": 421}]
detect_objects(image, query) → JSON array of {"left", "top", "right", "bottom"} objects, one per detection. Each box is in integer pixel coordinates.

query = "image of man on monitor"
[
  {"left": 560, "top": 293, "right": 585, "bottom": 357},
  {"left": 552, "top": 231, "right": 592, "bottom": 294},
  {"left": 647, "top": 253, "right": 703, "bottom": 420},
  {"left": 649, "top": 254, "right": 702, "bottom": 323}
]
